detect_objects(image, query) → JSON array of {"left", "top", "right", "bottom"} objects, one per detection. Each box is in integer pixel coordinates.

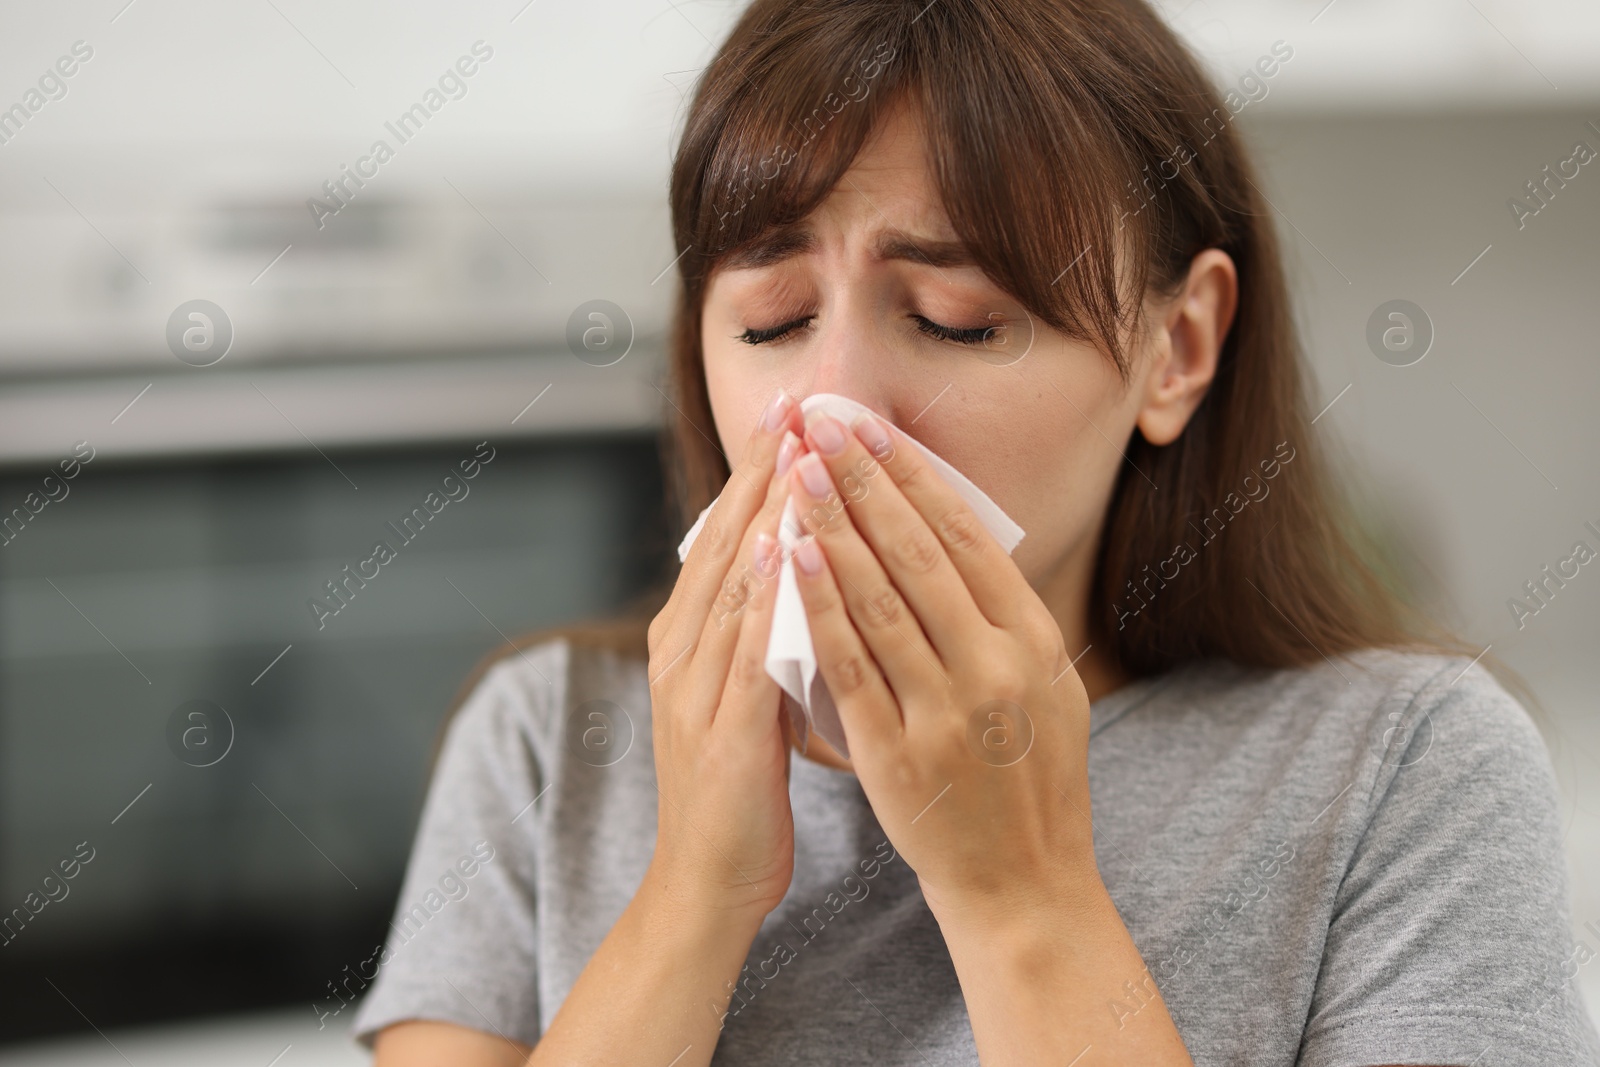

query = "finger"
[
  {"left": 679, "top": 445, "right": 797, "bottom": 728},
  {"left": 658, "top": 388, "right": 801, "bottom": 656},
  {"left": 843, "top": 408, "right": 1036, "bottom": 633},
  {"left": 800, "top": 408, "right": 993, "bottom": 662},
  {"left": 789, "top": 450, "right": 948, "bottom": 708},
  {"left": 714, "top": 517, "right": 786, "bottom": 743},
  {"left": 788, "top": 532, "right": 902, "bottom": 757}
]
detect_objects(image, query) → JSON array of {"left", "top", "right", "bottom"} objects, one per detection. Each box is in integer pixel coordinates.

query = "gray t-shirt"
[{"left": 350, "top": 637, "right": 1600, "bottom": 1065}]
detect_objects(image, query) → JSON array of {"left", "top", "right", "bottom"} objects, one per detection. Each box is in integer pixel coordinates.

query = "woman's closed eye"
[
  {"left": 911, "top": 313, "right": 1000, "bottom": 346},
  {"left": 736, "top": 313, "right": 1001, "bottom": 347},
  {"left": 738, "top": 315, "right": 813, "bottom": 346}
]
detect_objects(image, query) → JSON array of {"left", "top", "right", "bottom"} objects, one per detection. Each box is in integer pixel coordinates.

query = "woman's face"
[{"left": 700, "top": 99, "right": 1221, "bottom": 609}]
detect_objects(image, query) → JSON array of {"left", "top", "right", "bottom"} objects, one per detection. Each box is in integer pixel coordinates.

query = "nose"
[{"left": 799, "top": 306, "right": 895, "bottom": 426}]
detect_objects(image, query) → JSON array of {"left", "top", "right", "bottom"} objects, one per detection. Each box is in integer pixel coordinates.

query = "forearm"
[
  {"left": 931, "top": 877, "right": 1193, "bottom": 1066},
  {"left": 528, "top": 862, "right": 763, "bottom": 1066}
]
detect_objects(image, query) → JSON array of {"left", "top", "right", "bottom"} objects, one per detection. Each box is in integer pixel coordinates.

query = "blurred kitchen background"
[{"left": 0, "top": 0, "right": 1596, "bottom": 1062}]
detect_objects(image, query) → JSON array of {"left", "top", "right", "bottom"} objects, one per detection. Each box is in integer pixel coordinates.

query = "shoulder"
[
  {"left": 1122, "top": 647, "right": 1558, "bottom": 846},
  {"left": 1173, "top": 646, "right": 1547, "bottom": 772},
  {"left": 1220, "top": 647, "right": 1567, "bottom": 894},
  {"left": 441, "top": 619, "right": 652, "bottom": 774},
  {"left": 1274, "top": 653, "right": 1597, "bottom": 1064},
  {"left": 1332, "top": 648, "right": 1561, "bottom": 855},
  {"left": 1314, "top": 647, "right": 1552, "bottom": 799}
]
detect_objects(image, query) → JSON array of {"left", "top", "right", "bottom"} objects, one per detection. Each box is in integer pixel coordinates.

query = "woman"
[{"left": 354, "top": 0, "right": 1600, "bottom": 1063}]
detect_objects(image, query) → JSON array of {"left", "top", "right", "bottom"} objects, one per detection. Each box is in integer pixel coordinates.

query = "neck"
[{"left": 1034, "top": 534, "right": 1131, "bottom": 705}]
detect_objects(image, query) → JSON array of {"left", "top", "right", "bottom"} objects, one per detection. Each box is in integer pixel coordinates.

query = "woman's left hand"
[
  {"left": 784, "top": 407, "right": 1101, "bottom": 925},
  {"left": 783, "top": 408, "right": 1197, "bottom": 1067}
]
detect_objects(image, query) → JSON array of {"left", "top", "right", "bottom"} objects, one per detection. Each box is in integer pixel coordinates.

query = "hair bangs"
[
  {"left": 678, "top": 15, "right": 908, "bottom": 284},
  {"left": 677, "top": 1, "right": 1161, "bottom": 383}
]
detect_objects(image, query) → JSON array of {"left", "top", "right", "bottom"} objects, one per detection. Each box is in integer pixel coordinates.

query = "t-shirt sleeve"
[
  {"left": 349, "top": 647, "right": 558, "bottom": 1050},
  {"left": 1296, "top": 658, "right": 1600, "bottom": 1067}
]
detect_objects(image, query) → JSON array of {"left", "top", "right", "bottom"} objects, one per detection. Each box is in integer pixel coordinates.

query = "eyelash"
[
  {"left": 738, "top": 316, "right": 811, "bottom": 345},
  {"left": 736, "top": 315, "right": 997, "bottom": 346}
]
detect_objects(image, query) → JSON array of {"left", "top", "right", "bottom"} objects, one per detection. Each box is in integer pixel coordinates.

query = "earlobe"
[{"left": 1134, "top": 249, "right": 1237, "bottom": 447}]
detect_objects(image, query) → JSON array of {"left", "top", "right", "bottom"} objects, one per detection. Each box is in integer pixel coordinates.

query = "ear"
[{"left": 1134, "top": 248, "right": 1237, "bottom": 447}]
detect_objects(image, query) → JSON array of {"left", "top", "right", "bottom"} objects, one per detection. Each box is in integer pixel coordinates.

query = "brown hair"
[{"left": 448, "top": 0, "right": 1534, "bottom": 749}]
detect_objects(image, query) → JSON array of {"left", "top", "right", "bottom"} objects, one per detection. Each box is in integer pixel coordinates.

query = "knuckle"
[
  {"left": 647, "top": 657, "right": 673, "bottom": 700},
  {"left": 978, "top": 661, "right": 1029, "bottom": 705},
  {"left": 1030, "top": 621, "right": 1068, "bottom": 663},
  {"left": 700, "top": 515, "right": 732, "bottom": 560},
  {"left": 806, "top": 571, "right": 842, "bottom": 617},
  {"left": 936, "top": 506, "right": 985, "bottom": 555},
  {"left": 892, "top": 526, "right": 943, "bottom": 575},
  {"left": 728, "top": 644, "right": 767, "bottom": 691},
  {"left": 801, "top": 499, "right": 845, "bottom": 538},
  {"left": 896, "top": 457, "right": 933, "bottom": 494},
  {"left": 715, "top": 570, "right": 752, "bottom": 625},
  {"left": 649, "top": 636, "right": 696, "bottom": 693},
  {"left": 647, "top": 604, "right": 676, "bottom": 654},
  {"left": 753, "top": 547, "right": 782, "bottom": 584},
  {"left": 856, "top": 581, "right": 906, "bottom": 631},
  {"left": 830, "top": 651, "right": 873, "bottom": 697}
]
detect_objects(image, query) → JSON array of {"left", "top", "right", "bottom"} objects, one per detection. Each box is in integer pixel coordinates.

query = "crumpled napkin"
[{"left": 676, "top": 392, "right": 1025, "bottom": 759}]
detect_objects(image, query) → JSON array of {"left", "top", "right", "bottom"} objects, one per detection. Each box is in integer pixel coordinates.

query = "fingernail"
[
  {"left": 806, "top": 412, "right": 847, "bottom": 455},
  {"left": 775, "top": 431, "right": 801, "bottom": 477},
  {"left": 761, "top": 387, "right": 793, "bottom": 433},
  {"left": 796, "top": 452, "right": 833, "bottom": 498},
  {"left": 753, "top": 531, "right": 778, "bottom": 576},
  {"left": 851, "top": 412, "right": 892, "bottom": 457},
  {"left": 795, "top": 536, "right": 823, "bottom": 575}
]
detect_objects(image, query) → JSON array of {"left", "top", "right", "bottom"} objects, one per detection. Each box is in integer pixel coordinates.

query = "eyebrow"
[{"left": 719, "top": 225, "right": 977, "bottom": 270}]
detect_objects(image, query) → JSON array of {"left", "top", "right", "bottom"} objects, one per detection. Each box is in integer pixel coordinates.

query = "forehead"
[
  {"left": 716, "top": 224, "right": 976, "bottom": 271},
  {"left": 715, "top": 103, "right": 974, "bottom": 272}
]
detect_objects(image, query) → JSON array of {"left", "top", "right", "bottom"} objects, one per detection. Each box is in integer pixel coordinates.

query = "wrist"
[
  {"left": 922, "top": 861, "right": 1116, "bottom": 955},
  {"left": 639, "top": 859, "right": 772, "bottom": 944},
  {"left": 921, "top": 866, "right": 1191, "bottom": 1064}
]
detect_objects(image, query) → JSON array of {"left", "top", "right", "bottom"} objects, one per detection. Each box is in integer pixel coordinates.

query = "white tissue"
[{"left": 675, "top": 392, "right": 1025, "bottom": 759}]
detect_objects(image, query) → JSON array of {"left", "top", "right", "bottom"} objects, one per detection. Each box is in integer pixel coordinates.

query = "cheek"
[
  {"left": 703, "top": 349, "right": 808, "bottom": 470},
  {"left": 701, "top": 276, "right": 815, "bottom": 458},
  {"left": 929, "top": 356, "right": 1129, "bottom": 581},
  {"left": 984, "top": 433, "right": 1098, "bottom": 581},
  {"left": 1007, "top": 491, "right": 1103, "bottom": 582},
  {"left": 701, "top": 324, "right": 767, "bottom": 460}
]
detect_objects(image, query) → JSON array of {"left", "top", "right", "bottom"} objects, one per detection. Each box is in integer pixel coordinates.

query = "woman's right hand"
[
  {"left": 378, "top": 399, "right": 809, "bottom": 1067},
  {"left": 645, "top": 386, "right": 806, "bottom": 923}
]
